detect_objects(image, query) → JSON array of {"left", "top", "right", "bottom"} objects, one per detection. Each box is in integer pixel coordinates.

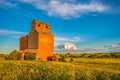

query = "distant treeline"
[
  {"left": 0, "top": 50, "right": 120, "bottom": 60},
  {"left": 56, "top": 52, "right": 120, "bottom": 59}
]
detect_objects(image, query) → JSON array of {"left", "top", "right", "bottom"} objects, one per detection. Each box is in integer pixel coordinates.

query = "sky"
[{"left": 0, "top": 0, "right": 120, "bottom": 53}]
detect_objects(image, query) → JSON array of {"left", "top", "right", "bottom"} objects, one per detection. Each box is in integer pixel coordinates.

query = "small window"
[
  {"left": 46, "top": 26, "right": 49, "bottom": 28},
  {"left": 38, "top": 24, "right": 40, "bottom": 27}
]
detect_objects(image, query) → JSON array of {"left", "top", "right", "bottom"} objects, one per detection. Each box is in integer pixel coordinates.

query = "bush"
[
  {"left": 8, "top": 50, "right": 20, "bottom": 60},
  {"left": 70, "top": 58, "right": 74, "bottom": 62},
  {"left": 25, "top": 53, "right": 36, "bottom": 60},
  {"left": 0, "top": 54, "right": 8, "bottom": 60},
  {"left": 59, "top": 56, "right": 66, "bottom": 62},
  {"left": 100, "top": 55, "right": 110, "bottom": 58}
]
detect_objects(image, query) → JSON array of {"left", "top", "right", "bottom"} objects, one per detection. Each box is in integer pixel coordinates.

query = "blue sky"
[{"left": 0, "top": 0, "right": 120, "bottom": 53}]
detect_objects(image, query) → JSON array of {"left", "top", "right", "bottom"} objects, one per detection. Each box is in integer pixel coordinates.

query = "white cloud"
[
  {"left": 55, "top": 42, "right": 120, "bottom": 53},
  {"left": 18, "top": 0, "right": 108, "bottom": 19},
  {"left": 55, "top": 37, "right": 68, "bottom": 41},
  {"left": 55, "top": 36, "right": 81, "bottom": 51},
  {"left": 0, "top": 29, "right": 26, "bottom": 35},
  {"left": 55, "top": 36, "right": 82, "bottom": 42},
  {"left": 12, "top": 35, "right": 23, "bottom": 39},
  {"left": 64, "top": 43, "right": 77, "bottom": 50},
  {"left": 55, "top": 43, "right": 77, "bottom": 50},
  {"left": 0, "top": 29, "right": 27, "bottom": 38},
  {"left": 0, "top": 0, "right": 17, "bottom": 8},
  {"left": 110, "top": 44, "right": 119, "bottom": 48},
  {"left": 24, "top": 12, "right": 33, "bottom": 17},
  {"left": 73, "top": 37, "right": 81, "bottom": 40},
  {"left": 103, "top": 44, "right": 120, "bottom": 49}
]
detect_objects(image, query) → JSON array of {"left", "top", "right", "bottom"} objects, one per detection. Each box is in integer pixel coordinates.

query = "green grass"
[
  {"left": 0, "top": 52, "right": 120, "bottom": 80},
  {"left": 0, "top": 60, "right": 120, "bottom": 80},
  {"left": 69, "top": 58, "right": 120, "bottom": 73}
]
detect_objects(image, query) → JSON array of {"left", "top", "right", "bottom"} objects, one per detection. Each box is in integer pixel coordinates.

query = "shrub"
[
  {"left": 70, "top": 58, "right": 74, "bottom": 62},
  {"left": 8, "top": 50, "right": 20, "bottom": 60},
  {"left": 100, "top": 55, "right": 110, "bottom": 58},
  {"left": 25, "top": 53, "right": 36, "bottom": 60},
  {"left": 0, "top": 54, "right": 8, "bottom": 60},
  {"left": 59, "top": 56, "right": 66, "bottom": 62}
]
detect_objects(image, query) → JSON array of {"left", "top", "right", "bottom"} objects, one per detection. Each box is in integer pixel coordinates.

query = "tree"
[{"left": 8, "top": 50, "right": 20, "bottom": 60}]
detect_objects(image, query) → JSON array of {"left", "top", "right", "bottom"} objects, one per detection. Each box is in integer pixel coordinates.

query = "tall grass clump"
[{"left": 59, "top": 56, "right": 66, "bottom": 62}]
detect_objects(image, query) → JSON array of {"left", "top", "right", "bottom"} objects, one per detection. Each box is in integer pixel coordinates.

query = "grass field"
[
  {"left": 67, "top": 58, "right": 120, "bottom": 73},
  {"left": 0, "top": 58, "right": 120, "bottom": 80}
]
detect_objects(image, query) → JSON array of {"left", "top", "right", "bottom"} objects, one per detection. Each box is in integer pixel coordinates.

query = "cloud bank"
[
  {"left": 1, "top": 0, "right": 120, "bottom": 19},
  {"left": 55, "top": 43, "right": 120, "bottom": 53},
  {"left": 18, "top": 0, "right": 108, "bottom": 19}
]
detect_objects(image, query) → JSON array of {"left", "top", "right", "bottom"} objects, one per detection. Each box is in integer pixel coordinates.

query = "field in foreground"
[{"left": 0, "top": 58, "right": 120, "bottom": 80}]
